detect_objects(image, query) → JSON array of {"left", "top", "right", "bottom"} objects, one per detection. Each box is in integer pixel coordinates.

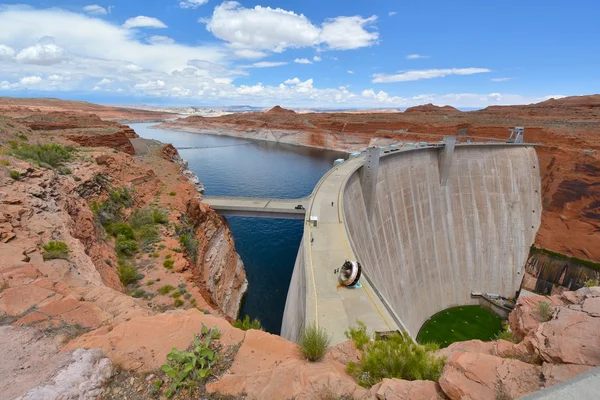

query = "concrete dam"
[{"left": 281, "top": 141, "right": 542, "bottom": 343}]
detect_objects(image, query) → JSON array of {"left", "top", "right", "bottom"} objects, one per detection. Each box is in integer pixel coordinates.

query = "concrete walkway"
[{"left": 304, "top": 156, "right": 399, "bottom": 344}]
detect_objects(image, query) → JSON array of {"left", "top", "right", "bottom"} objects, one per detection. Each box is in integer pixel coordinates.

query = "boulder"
[
  {"left": 438, "top": 352, "right": 543, "bottom": 400},
  {"left": 371, "top": 379, "right": 446, "bottom": 400},
  {"left": 542, "top": 362, "right": 594, "bottom": 387}
]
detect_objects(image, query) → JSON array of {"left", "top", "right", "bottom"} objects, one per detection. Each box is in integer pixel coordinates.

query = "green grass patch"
[
  {"left": 233, "top": 315, "right": 263, "bottom": 331},
  {"left": 9, "top": 142, "right": 73, "bottom": 168},
  {"left": 9, "top": 170, "right": 20, "bottom": 180},
  {"left": 146, "top": 280, "right": 155, "bottom": 286},
  {"left": 42, "top": 240, "right": 69, "bottom": 260},
  {"left": 163, "top": 259, "right": 174, "bottom": 269},
  {"left": 168, "top": 191, "right": 176, "bottom": 196},
  {"left": 151, "top": 252, "right": 160, "bottom": 258},
  {"left": 585, "top": 279, "right": 599, "bottom": 287},
  {"left": 417, "top": 305, "right": 503, "bottom": 348},
  {"left": 0, "top": 159, "right": 10, "bottom": 166},
  {"left": 174, "top": 299, "right": 184, "bottom": 307},
  {"left": 299, "top": 322, "right": 331, "bottom": 362},
  {"left": 171, "top": 290, "right": 182, "bottom": 299}
]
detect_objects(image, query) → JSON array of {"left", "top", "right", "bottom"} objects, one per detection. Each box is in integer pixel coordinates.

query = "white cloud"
[
  {"left": 0, "top": 44, "right": 15, "bottom": 60},
  {"left": 294, "top": 58, "right": 312, "bottom": 64},
  {"left": 347, "top": 70, "right": 354, "bottom": 74},
  {"left": 123, "top": 16, "right": 167, "bottom": 29},
  {"left": 234, "top": 49, "right": 267, "bottom": 59},
  {"left": 389, "top": 11, "right": 397, "bottom": 16},
  {"left": 406, "top": 54, "right": 428, "bottom": 60},
  {"left": 313, "top": 55, "right": 321, "bottom": 62},
  {"left": 179, "top": 0, "right": 209, "bottom": 9},
  {"left": 242, "top": 61, "right": 288, "bottom": 68},
  {"left": 16, "top": 42, "right": 67, "bottom": 65},
  {"left": 205, "top": 2, "right": 378, "bottom": 52},
  {"left": 148, "top": 35, "right": 175, "bottom": 44},
  {"left": 135, "top": 80, "right": 165, "bottom": 90},
  {"left": 491, "top": 77, "right": 512, "bottom": 82},
  {"left": 97, "top": 78, "right": 112, "bottom": 85},
  {"left": 320, "top": 15, "right": 378, "bottom": 50},
  {"left": 83, "top": 5, "right": 107, "bottom": 15},
  {"left": 284, "top": 77, "right": 301, "bottom": 85},
  {"left": 373, "top": 68, "right": 491, "bottom": 83},
  {"left": 20, "top": 75, "right": 42, "bottom": 84}
]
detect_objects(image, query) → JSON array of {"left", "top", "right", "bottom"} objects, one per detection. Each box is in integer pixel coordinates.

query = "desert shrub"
[
  {"left": 16, "top": 134, "right": 28, "bottom": 141},
  {"left": 130, "top": 208, "right": 155, "bottom": 229},
  {"left": 151, "top": 252, "right": 160, "bottom": 258},
  {"left": 299, "top": 323, "right": 331, "bottom": 362},
  {"left": 584, "top": 278, "right": 599, "bottom": 287},
  {"left": 0, "top": 159, "right": 10, "bottom": 166},
  {"left": 494, "top": 323, "right": 517, "bottom": 343},
  {"left": 176, "top": 220, "right": 199, "bottom": 264},
  {"left": 57, "top": 167, "right": 71, "bottom": 175},
  {"left": 42, "top": 241, "right": 69, "bottom": 260},
  {"left": 136, "top": 224, "right": 160, "bottom": 246},
  {"left": 146, "top": 280, "right": 155, "bottom": 286},
  {"left": 117, "top": 262, "right": 137, "bottom": 285},
  {"left": 161, "top": 325, "right": 220, "bottom": 398},
  {"left": 152, "top": 208, "right": 169, "bottom": 224},
  {"left": 345, "top": 320, "right": 371, "bottom": 350},
  {"left": 163, "top": 259, "right": 175, "bottom": 269},
  {"left": 9, "top": 170, "right": 20, "bottom": 180},
  {"left": 346, "top": 322, "right": 445, "bottom": 387},
  {"left": 168, "top": 191, "right": 176, "bottom": 196},
  {"left": 538, "top": 301, "right": 552, "bottom": 321},
  {"left": 184, "top": 293, "right": 192, "bottom": 300},
  {"left": 174, "top": 299, "right": 184, "bottom": 307},
  {"left": 105, "top": 222, "right": 135, "bottom": 240},
  {"left": 9, "top": 142, "right": 73, "bottom": 168},
  {"left": 158, "top": 284, "right": 175, "bottom": 295},
  {"left": 91, "top": 187, "right": 133, "bottom": 226},
  {"left": 115, "top": 234, "right": 138, "bottom": 257},
  {"left": 171, "top": 290, "right": 182, "bottom": 299},
  {"left": 132, "top": 289, "right": 146, "bottom": 298},
  {"left": 165, "top": 253, "right": 172, "bottom": 259},
  {"left": 233, "top": 315, "right": 263, "bottom": 331}
]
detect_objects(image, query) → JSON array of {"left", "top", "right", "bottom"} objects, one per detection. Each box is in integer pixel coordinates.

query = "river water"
[{"left": 129, "top": 123, "right": 344, "bottom": 333}]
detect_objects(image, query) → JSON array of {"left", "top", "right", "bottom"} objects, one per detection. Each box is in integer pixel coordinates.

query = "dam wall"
[
  {"left": 281, "top": 238, "right": 307, "bottom": 342},
  {"left": 342, "top": 146, "right": 542, "bottom": 336}
]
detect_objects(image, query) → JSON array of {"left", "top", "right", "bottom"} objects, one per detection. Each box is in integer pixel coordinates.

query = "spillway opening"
[{"left": 416, "top": 306, "right": 503, "bottom": 348}]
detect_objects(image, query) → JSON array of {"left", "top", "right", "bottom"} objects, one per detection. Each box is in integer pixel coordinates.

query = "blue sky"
[{"left": 0, "top": 0, "right": 598, "bottom": 108}]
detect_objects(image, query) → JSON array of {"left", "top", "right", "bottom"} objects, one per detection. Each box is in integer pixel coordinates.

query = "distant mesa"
[
  {"left": 266, "top": 105, "right": 296, "bottom": 115},
  {"left": 404, "top": 103, "right": 461, "bottom": 113}
]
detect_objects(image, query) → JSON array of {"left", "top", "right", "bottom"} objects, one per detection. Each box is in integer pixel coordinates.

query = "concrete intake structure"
[{"left": 281, "top": 142, "right": 542, "bottom": 342}]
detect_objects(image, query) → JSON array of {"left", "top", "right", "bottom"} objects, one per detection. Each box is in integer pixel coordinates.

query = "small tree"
[{"left": 299, "top": 323, "right": 331, "bottom": 362}]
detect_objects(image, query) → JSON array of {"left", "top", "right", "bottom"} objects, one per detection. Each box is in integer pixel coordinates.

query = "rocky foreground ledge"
[{"left": 1, "top": 109, "right": 599, "bottom": 399}]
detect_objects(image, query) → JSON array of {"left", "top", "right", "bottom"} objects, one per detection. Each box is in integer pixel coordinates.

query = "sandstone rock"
[
  {"left": 372, "top": 378, "right": 446, "bottom": 400},
  {"left": 509, "top": 294, "right": 564, "bottom": 340},
  {"left": 438, "top": 352, "right": 543, "bottom": 400},
  {"left": 64, "top": 309, "right": 245, "bottom": 372},
  {"left": 529, "top": 307, "right": 600, "bottom": 365},
  {"left": 16, "top": 349, "right": 113, "bottom": 400},
  {"left": 207, "top": 359, "right": 369, "bottom": 400},
  {"left": 0, "top": 285, "right": 55, "bottom": 316},
  {"left": 542, "top": 362, "right": 594, "bottom": 387},
  {"left": 326, "top": 339, "right": 362, "bottom": 366}
]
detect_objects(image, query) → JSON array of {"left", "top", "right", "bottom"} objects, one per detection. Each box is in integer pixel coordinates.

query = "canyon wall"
[{"left": 342, "top": 146, "right": 542, "bottom": 336}]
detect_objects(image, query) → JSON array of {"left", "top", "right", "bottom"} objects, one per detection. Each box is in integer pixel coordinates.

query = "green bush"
[
  {"left": 177, "top": 223, "right": 199, "bottom": 264},
  {"left": 136, "top": 224, "right": 160, "bottom": 246},
  {"left": 233, "top": 315, "right": 263, "bottom": 331},
  {"left": 105, "top": 222, "right": 135, "bottom": 240},
  {"left": 584, "top": 279, "right": 599, "bottom": 287},
  {"left": 132, "top": 289, "right": 146, "bottom": 298},
  {"left": 16, "top": 134, "right": 28, "bottom": 141},
  {"left": 158, "top": 284, "right": 175, "bottom": 295},
  {"left": 165, "top": 253, "right": 172, "bottom": 259},
  {"left": 92, "top": 187, "right": 133, "bottom": 227},
  {"left": 0, "top": 159, "right": 10, "bottom": 166},
  {"left": 163, "top": 259, "right": 175, "bottom": 269},
  {"left": 130, "top": 208, "right": 155, "bottom": 229},
  {"left": 146, "top": 280, "right": 155, "bottom": 286},
  {"left": 538, "top": 301, "right": 552, "bottom": 321},
  {"left": 118, "top": 262, "right": 137, "bottom": 285},
  {"left": 115, "top": 234, "right": 138, "bottom": 257},
  {"left": 9, "top": 142, "right": 73, "bottom": 168},
  {"left": 345, "top": 320, "right": 371, "bottom": 350},
  {"left": 151, "top": 252, "right": 160, "bottom": 258},
  {"left": 9, "top": 170, "right": 20, "bottom": 180},
  {"left": 161, "top": 325, "right": 220, "bottom": 398},
  {"left": 57, "top": 167, "right": 71, "bottom": 175},
  {"left": 152, "top": 208, "right": 169, "bottom": 224},
  {"left": 345, "top": 323, "right": 445, "bottom": 387},
  {"left": 174, "top": 299, "right": 184, "bottom": 307},
  {"left": 172, "top": 290, "right": 182, "bottom": 298},
  {"left": 299, "top": 323, "right": 331, "bottom": 362},
  {"left": 168, "top": 191, "right": 176, "bottom": 196},
  {"left": 42, "top": 241, "right": 69, "bottom": 260},
  {"left": 494, "top": 323, "right": 517, "bottom": 343}
]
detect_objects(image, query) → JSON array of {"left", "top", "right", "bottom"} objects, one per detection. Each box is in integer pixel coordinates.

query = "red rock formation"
[
  {"left": 404, "top": 103, "right": 460, "bottom": 113},
  {"left": 266, "top": 105, "right": 296, "bottom": 114}
]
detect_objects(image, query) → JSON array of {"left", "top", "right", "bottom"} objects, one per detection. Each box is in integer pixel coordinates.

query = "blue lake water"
[{"left": 129, "top": 123, "right": 344, "bottom": 334}]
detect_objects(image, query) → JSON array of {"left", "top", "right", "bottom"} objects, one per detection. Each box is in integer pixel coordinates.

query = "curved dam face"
[{"left": 342, "top": 146, "right": 542, "bottom": 336}]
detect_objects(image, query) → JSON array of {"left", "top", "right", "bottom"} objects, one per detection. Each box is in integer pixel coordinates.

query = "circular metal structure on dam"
[{"left": 416, "top": 305, "right": 503, "bottom": 348}]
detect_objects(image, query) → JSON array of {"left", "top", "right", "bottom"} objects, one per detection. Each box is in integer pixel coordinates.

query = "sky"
[{"left": 0, "top": 0, "right": 598, "bottom": 108}]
